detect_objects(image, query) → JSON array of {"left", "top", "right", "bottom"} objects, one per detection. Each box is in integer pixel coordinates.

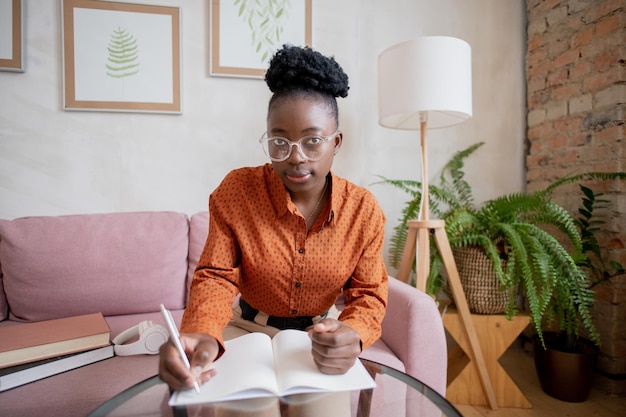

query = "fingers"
[
  {"left": 159, "top": 340, "right": 190, "bottom": 390},
  {"left": 312, "top": 350, "right": 358, "bottom": 374},
  {"left": 158, "top": 333, "right": 219, "bottom": 390},
  {"left": 312, "top": 318, "right": 342, "bottom": 333},
  {"left": 189, "top": 338, "right": 219, "bottom": 384},
  {"left": 309, "top": 319, "right": 361, "bottom": 374},
  {"left": 310, "top": 319, "right": 359, "bottom": 349}
]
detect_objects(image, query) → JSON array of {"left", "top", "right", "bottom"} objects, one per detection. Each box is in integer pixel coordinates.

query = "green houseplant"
[
  {"left": 533, "top": 180, "right": 625, "bottom": 402},
  {"left": 551, "top": 181, "right": 625, "bottom": 287},
  {"left": 376, "top": 142, "right": 625, "bottom": 349}
]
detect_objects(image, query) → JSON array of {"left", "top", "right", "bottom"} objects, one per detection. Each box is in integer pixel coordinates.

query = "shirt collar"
[{"left": 264, "top": 164, "right": 339, "bottom": 226}]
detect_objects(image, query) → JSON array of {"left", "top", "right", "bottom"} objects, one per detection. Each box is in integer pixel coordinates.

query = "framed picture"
[
  {"left": 62, "top": 0, "right": 181, "bottom": 113},
  {"left": 0, "top": 0, "right": 24, "bottom": 72},
  {"left": 210, "top": 0, "right": 312, "bottom": 78}
]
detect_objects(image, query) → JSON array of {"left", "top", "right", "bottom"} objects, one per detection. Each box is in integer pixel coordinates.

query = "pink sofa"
[{"left": 0, "top": 211, "right": 446, "bottom": 416}]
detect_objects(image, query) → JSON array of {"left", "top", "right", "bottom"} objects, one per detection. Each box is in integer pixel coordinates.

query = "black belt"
[{"left": 239, "top": 298, "right": 326, "bottom": 331}]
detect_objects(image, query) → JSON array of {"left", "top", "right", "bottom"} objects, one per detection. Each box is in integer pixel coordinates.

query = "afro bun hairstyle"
[{"left": 265, "top": 45, "right": 349, "bottom": 99}]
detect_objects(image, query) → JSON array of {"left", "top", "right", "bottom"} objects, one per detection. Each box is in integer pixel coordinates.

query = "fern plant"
[{"left": 376, "top": 142, "right": 625, "bottom": 349}]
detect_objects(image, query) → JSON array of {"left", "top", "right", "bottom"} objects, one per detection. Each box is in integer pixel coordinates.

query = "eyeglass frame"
[{"left": 259, "top": 130, "right": 341, "bottom": 162}]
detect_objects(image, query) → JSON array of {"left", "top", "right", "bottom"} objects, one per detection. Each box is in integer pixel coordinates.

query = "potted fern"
[
  {"left": 378, "top": 144, "right": 626, "bottom": 402},
  {"left": 376, "top": 142, "right": 625, "bottom": 349}
]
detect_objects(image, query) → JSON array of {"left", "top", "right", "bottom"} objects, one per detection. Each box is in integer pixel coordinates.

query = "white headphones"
[{"left": 112, "top": 320, "right": 169, "bottom": 356}]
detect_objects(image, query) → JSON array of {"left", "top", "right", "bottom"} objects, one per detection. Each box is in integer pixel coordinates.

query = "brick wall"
[{"left": 525, "top": 0, "right": 625, "bottom": 396}]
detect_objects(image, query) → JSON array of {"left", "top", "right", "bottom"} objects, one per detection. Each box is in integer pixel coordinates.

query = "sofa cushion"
[
  {"left": 0, "top": 277, "right": 6, "bottom": 321},
  {"left": 188, "top": 211, "right": 209, "bottom": 291},
  {"left": 0, "top": 211, "right": 190, "bottom": 322},
  {"left": 0, "top": 234, "right": 6, "bottom": 320}
]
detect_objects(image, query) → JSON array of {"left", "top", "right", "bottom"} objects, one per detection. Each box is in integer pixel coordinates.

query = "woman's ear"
[{"left": 333, "top": 132, "right": 343, "bottom": 155}]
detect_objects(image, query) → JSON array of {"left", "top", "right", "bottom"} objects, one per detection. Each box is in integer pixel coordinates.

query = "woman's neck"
[{"left": 290, "top": 177, "right": 329, "bottom": 228}]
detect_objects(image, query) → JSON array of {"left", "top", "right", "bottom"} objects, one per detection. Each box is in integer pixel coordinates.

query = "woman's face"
[{"left": 266, "top": 95, "right": 342, "bottom": 196}]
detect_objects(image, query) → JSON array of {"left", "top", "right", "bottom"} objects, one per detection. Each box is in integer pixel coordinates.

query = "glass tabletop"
[{"left": 87, "top": 358, "right": 462, "bottom": 417}]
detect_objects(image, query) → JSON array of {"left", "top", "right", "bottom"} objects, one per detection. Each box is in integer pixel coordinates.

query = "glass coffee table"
[{"left": 87, "top": 358, "right": 461, "bottom": 417}]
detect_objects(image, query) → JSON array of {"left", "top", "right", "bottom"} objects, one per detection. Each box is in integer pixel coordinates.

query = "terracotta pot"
[{"left": 533, "top": 333, "right": 598, "bottom": 402}]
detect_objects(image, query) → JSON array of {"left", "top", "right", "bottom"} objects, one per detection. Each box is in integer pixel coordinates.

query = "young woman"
[{"left": 159, "top": 45, "right": 388, "bottom": 396}]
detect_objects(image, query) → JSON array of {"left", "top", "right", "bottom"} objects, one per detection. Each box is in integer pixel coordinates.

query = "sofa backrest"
[
  {"left": 0, "top": 211, "right": 190, "bottom": 322},
  {"left": 188, "top": 211, "right": 209, "bottom": 293}
]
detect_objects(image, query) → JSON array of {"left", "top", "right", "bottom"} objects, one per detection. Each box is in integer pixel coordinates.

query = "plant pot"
[
  {"left": 453, "top": 246, "right": 509, "bottom": 314},
  {"left": 533, "top": 332, "right": 598, "bottom": 402}
]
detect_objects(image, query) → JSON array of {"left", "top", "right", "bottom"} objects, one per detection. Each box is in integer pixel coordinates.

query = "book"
[
  {"left": 0, "top": 344, "right": 114, "bottom": 392},
  {"left": 169, "top": 329, "right": 377, "bottom": 406},
  {"left": 0, "top": 313, "right": 111, "bottom": 369}
]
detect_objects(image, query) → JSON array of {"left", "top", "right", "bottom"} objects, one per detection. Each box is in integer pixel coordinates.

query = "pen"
[{"left": 160, "top": 304, "right": 201, "bottom": 394}]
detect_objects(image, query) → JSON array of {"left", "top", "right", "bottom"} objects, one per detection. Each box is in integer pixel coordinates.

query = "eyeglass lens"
[{"left": 263, "top": 136, "right": 328, "bottom": 161}]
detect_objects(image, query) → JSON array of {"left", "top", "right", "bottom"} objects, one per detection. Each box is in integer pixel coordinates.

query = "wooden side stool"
[{"left": 443, "top": 307, "right": 532, "bottom": 408}]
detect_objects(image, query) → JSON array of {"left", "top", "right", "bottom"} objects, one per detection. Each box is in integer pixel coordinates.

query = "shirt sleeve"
[
  {"left": 337, "top": 197, "right": 389, "bottom": 349},
  {"left": 180, "top": 182, "right": 241, "bottom": 352}
]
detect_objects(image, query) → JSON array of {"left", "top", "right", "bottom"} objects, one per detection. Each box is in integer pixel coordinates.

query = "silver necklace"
[{"left": 306, "top": 179, "right": 328, "bottom": 223}]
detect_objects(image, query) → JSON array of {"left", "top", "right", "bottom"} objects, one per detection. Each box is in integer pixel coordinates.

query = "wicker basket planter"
[{"left": 452, "top": 245, "right": 509, "bottom": 315}]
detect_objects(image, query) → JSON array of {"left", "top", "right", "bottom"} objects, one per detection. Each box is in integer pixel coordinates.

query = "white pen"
[{"left": 160, "top": 304, "right": 201, "bottom": 394}]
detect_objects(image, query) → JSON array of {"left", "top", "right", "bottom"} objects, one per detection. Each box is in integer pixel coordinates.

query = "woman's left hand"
[{"left": 308, "top": 319, "right": 362, "bottom": 374}]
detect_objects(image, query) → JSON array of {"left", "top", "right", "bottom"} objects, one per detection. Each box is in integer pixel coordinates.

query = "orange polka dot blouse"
[{"left": 181, "top": 164, "right": 388, "bottom": 351}]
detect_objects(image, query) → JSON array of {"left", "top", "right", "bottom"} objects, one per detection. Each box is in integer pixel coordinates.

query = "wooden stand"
[{"left": 444, "top": 307, "right": 531, "bottom": 408}]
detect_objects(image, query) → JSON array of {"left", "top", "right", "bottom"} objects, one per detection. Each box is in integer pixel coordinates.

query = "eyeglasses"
[{"left": 259, "top": 130, "right": 340, "bottom": 162}]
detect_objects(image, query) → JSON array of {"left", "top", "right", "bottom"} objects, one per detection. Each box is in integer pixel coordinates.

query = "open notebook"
[{"left": 169, "top": 329, "right": 376, "bottom": 405}]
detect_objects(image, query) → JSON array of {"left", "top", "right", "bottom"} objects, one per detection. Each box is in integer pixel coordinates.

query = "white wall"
[{"left": 0, "top": 0, "right": 527, "bottom": 273}]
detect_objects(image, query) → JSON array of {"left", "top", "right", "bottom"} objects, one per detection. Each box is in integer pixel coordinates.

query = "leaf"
[
  {"left": 580, "top": 185, "right": 594, "bottom": 200},
  {"left": 579, "top": 208, "right": 591, "bottom": 219},
  {"left": 610, "top": 260, "right": 625, "bottom": 274}
]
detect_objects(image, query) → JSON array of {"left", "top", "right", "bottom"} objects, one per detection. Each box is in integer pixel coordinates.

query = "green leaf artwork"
[
  {"left": 234, "top": 0, "right": 292, "bottom": 62},
  {"left": 105, "top": 27, "right": 140, "bottom": 78}
]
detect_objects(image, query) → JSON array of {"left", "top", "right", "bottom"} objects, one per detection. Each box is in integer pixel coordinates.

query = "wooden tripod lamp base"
[{"left": 397, "top": 219, "right": 499, "bottom": 410}]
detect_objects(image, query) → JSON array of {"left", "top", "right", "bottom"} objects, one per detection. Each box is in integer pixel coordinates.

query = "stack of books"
[{"left": 0, "top": 312, "right": 113, "bottom": 391}]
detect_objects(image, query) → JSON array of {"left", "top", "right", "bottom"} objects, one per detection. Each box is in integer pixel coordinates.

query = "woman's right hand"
[{"left": 158, "top": 332, "right": 219, "bottom": 391}]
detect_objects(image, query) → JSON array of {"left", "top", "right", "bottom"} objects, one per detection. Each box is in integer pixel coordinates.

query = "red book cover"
[{"left": 0, "top": 313, "right": 111, "bottom": 369}]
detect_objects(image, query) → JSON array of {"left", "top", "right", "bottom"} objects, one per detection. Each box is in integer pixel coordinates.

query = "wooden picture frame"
[
  {"left": 0, "top": 0, "right": 24, "bottom": 72},
  {"left": 62, "top": 0, "right": 181, "bottom": 113},
  {"left": 210, "top": 0, "right": 312, "bottom": 79}
]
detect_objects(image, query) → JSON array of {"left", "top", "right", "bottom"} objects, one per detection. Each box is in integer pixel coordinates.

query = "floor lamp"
[{"left": 378, "top": 36, "right": 498, "bottom": 409}]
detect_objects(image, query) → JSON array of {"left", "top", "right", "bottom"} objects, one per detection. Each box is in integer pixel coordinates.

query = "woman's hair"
[{"left": 265, "top": 45, "right": 349, "bottom": 123}]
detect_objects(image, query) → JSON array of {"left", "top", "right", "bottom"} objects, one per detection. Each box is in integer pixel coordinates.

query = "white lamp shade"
[{"left": 378, "top": 36, "right": 473, "bottom": 130}]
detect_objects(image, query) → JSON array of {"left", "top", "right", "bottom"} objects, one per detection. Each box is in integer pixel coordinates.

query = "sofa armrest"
[{"left": 381, "top": 277, "right": 447, "bottom": 396}]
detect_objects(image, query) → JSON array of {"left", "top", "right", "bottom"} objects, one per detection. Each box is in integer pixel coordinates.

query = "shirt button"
[
  {"left": 292, "top": 309, "right": 298, "bottom": 314},
  {"left": 295, "top": 282, "right": 302, "bottom": 288},
  {"left": 298, "top": 248, "right": 304, "bottom": 254}
]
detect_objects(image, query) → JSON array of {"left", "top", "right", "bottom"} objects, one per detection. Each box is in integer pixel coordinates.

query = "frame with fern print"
[
  {"left": 62, "top": 0, "right": 181, "bottom": 113},
  {"left": 0, "top": 0, "right": 24, "bottom": 72},
  {"left": 210, "top": 0, "right": 312, "bottom": 78}
]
